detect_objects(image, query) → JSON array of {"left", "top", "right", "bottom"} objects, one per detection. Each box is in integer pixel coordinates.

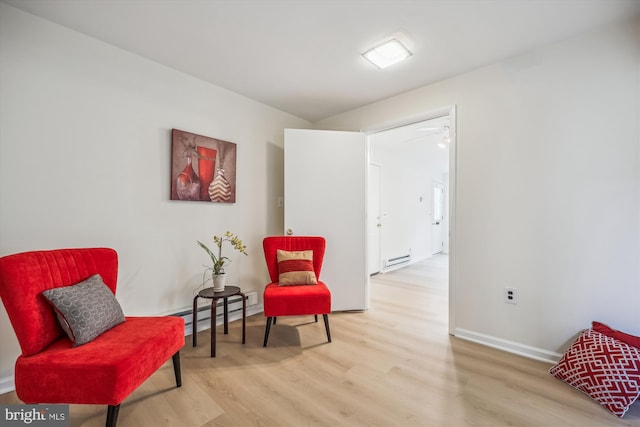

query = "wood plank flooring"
[{"left": 2, "top": 254, "right": 640, "bottom": 426}]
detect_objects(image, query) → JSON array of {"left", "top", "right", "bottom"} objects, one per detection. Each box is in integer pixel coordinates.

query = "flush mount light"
[{"left": 362, "top": 37, "right": 412, "bottom": 69}]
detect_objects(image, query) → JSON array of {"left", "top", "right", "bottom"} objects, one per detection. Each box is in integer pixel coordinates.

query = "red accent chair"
[
  {"left": 262, "top": 236, "right": 332, "bottom": 346},
  {"left": 0, "top": 248, "right": 184, "bottom": 427}
]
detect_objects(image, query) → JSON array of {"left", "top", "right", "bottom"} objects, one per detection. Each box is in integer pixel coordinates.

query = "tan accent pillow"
[{"left": 277, "top": 250, "right": 318, "bottom": 285}]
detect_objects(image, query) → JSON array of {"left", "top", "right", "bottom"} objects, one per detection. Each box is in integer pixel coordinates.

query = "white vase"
[{"left": 213, "top": 273, "right": 226, "bottom": 292}]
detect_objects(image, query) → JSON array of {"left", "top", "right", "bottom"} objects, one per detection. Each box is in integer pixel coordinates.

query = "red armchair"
[
  {"left": 262, "top": 236, "right": 332, "bottom": 346},
  {"left": 0, "top": 248, "right": 184, "bottom": 427}
]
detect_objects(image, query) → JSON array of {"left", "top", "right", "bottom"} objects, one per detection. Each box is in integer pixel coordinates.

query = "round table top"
[{"left": 197, "top": 285, "right": 241, "bottom": 299}]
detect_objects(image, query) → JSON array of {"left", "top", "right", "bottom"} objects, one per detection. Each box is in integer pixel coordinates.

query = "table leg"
[
  {"left": 192, "top": 295, "right": 199, "bottom": 347},
  {"left": 240, "top": 292, "right": 246, "bottom": 344},
  {"left": 211, "top": 297, "right": 218, "bottom": 357},
  {"left": 223, "top": 297, "right": 229, "bottom": 334}
]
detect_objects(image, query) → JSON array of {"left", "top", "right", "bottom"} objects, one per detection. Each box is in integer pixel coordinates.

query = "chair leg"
[
  {"left": 273, "top": 316, "right": 277, "bottom": 325},
  {"left": 263, "top": 317, "right": 273, "bottom": 347},
  {"left": 172, "top": 351, "right": 182, "bottom": 388},
  {"left": 323, "top": 314, "right": 332, "bottom": 343},
  {"left": 314, "top": 314, "right": 318, "bottom": 322},
  {"left": 106, "top": 404, "right": 120, "bottom": 427}
]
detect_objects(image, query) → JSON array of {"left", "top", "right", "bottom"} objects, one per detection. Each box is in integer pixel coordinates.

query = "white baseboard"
[
  {"left": 453, "top": 328, "right": 562, "bottom": 364},
  {"left": 0, "top": 375, "right": 14, "bottom": 395},
  {"left": 188, "top": 304, "right": 263, "bottom": 336}
]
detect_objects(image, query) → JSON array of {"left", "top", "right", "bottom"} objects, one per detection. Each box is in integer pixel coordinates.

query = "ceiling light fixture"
[{"left": 362, "top": 37, "right": 412, "bottom": 69}]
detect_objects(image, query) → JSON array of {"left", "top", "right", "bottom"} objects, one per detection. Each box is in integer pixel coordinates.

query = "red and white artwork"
[{"left": 170, "top": 129, "right": 237, "bottom": 203}]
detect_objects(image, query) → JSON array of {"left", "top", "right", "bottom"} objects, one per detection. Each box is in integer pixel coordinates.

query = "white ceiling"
[
  {"left": 370, "top": 116, "right": 451, "bottom": 174},
  {"left": 4, "top": 0, "right": 640, "bottom": 122}
]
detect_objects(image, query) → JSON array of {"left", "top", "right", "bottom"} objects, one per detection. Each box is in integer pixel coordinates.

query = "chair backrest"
[
  {"left": 0, "top": 248, "right": 118, "bottom": 356},
  {"left": 263, "top": 236, "right": 326, "bottom": 283}
]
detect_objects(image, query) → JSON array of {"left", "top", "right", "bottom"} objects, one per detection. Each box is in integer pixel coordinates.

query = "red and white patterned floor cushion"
[{"left": 549, "top": 328, "right": 640, "bottom": 417}]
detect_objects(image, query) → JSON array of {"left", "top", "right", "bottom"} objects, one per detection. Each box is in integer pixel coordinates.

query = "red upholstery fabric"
[
  {"left": 263, "top": 282, "right": 331, "bottom": 316},
  {"left": 0, "top": 248, "right": 185, "bottom": 408},
  {"left": 15, "top": 317, "right": 184, "bottom": 405},
  {"left": 262, "top": 236, "right": 331, "bottom": 317},
  {"left": 264, "top": 236, "right": 325, "bottom": 283},
  {"left": 0, "top": 248, "right": 118, "bottom": 356}
]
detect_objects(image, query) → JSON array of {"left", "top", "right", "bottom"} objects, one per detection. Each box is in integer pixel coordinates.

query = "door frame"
[
  {"left": 368, "top": 161, "right": 383, "bottom": 275},
  {"left": 431, "top": 180, "right": 445, "bottom": 255},
  {"left": 363, "top": 105, "right": 457, "bottom": 335}
]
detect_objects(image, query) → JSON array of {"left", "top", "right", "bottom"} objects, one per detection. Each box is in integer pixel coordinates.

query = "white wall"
[
  {"left": 317, "top": 18, "right": 640, "bottom": 360},
  {"left": 0, "top": 3, "right": 310, "bottom": 389},
  {"left": 369, "top": 138, "right": 448, "bottom": 266}
]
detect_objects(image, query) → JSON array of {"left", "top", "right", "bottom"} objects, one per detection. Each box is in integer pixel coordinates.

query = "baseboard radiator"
[
  {"left": 385, "top": 254, "right": 411, "bottom": 269},
  {"left": 171, "top": 291, "right": 257, "bottom": 336}
]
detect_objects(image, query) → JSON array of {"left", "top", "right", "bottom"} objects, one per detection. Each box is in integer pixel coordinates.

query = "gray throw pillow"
[{"left": 42, "top": 274, "right": 125, "bottom": 347}]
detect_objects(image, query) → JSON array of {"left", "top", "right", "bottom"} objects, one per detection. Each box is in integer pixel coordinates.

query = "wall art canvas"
[{"left": 171, "top": 129, "right": 237, "bottom": 203}]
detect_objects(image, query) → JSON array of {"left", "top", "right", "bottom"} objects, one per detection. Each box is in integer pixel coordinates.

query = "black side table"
[{"left": 192, "top": 285, "right": 246, "bottom": 357}]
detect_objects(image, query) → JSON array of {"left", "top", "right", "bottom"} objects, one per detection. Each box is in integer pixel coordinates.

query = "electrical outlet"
[{"left": 504, "top": 287, "right": 517, "bottom": 304}]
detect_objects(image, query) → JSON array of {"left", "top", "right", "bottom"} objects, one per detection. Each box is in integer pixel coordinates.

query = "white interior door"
[
  {"left": 284, "top": 129, "right": 368, "bottom": 311},
  {"left": 368, "top": 162, "right": 382, "bottom": 275}
]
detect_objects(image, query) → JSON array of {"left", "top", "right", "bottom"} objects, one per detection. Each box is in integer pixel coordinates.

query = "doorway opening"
[{"left": 365, "top": 106, "right": 456, "bottom": 333}]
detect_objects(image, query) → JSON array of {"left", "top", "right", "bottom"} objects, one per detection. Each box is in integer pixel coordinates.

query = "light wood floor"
[{"left": 2, "top": 254, "right": 640, "bottom": 426}]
